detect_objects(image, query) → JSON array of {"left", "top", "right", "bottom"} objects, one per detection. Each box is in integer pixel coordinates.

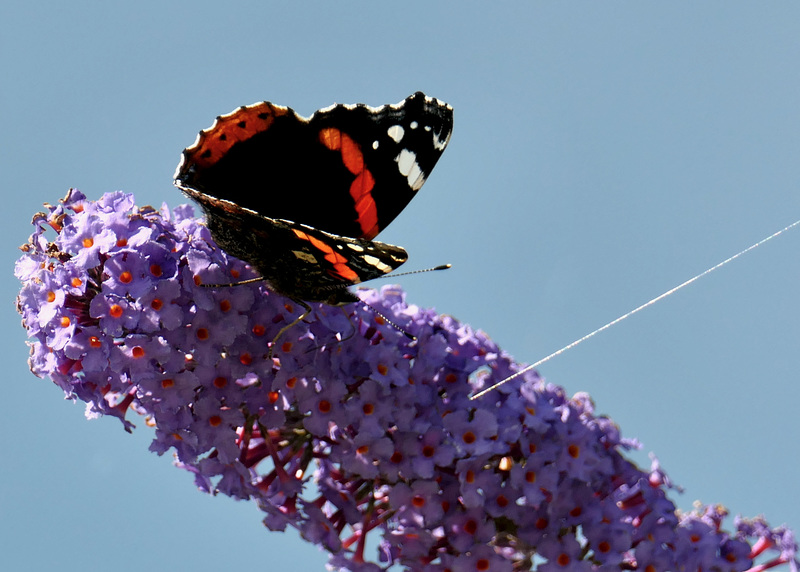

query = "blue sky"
[{"left": 3, "top": 2, "right": 799, "bottom": 570}]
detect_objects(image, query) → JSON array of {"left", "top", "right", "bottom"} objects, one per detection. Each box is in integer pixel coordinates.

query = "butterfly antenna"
[
  {"left": 199, "top": 264, "right": 450, "bottom": 288},
  {"left": 343, "top": 265, "right": 451, "bottom": 336},
  {"left": 360, "top": 300, "right": 416, "bottom": 340},
  {"left": 380, "top": 263, "right": 451, "bottom": 280}
]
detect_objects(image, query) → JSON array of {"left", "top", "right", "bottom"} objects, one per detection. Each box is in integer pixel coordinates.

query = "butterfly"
[{"left": 174, "top": 92, "right": 453, "bottom": 343}]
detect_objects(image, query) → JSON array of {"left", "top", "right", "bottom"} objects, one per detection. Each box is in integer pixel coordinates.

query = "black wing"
[{"left": 174, "top": 92, "right": 453, "bottom": 240}]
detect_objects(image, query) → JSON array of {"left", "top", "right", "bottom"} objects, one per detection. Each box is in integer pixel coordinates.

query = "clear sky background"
[{"left": 3, "top": 2, "right": 799, "bottom": 570}]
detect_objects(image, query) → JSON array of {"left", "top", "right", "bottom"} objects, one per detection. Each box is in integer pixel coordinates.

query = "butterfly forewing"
[{"left": 175, "top": 92, "right": 453, "bottom": 239}]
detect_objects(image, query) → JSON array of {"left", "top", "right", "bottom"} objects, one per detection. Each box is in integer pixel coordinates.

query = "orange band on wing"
[
  {"left": 292, "top": 228, "right": 359, "bottom": 282},
  {"left": 318, "top": 127, "right": 380, "bottom": 239}
]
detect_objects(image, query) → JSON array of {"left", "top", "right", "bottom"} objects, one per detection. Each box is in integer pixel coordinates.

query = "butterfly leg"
[{"left": 267, "top": 300, "right": 312, "bottom": 359}]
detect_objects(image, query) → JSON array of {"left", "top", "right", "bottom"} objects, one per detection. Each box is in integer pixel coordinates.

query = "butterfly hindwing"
[{"left": 184, "top": 189, "right": 407, "bottom": 305}]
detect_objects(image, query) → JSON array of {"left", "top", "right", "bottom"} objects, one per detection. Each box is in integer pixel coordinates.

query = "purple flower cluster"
[{"left": 16, "top": 189, "right": 798, "bottom": 571}]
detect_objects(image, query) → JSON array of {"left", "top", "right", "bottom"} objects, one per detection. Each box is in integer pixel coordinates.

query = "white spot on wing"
[
  {"left": 387, "top": 125, "right": 404, "bottom": 143},
  {"left": 363, "top": 255, "right": 393, "bottom": 273},
  {"left": 408, "top": 167, "right": 426, "bottom": 190},
  {"left": 396, "top": 150, "right": 426, "bottom": 191},
  {"left": 347, "top": 243, "right": 365, "bottom": 252},
  {"left": 396, "top": 149, "right": 416, "bottom": 176},
  {"left": 433, "top": 130, "right": 450, "bottom": 151},
  {"left": 372, "top": 140, "right": 379, "bottom": 150},
  {"left": 410, "top": 121, "right": 418, "bottom": 129}
]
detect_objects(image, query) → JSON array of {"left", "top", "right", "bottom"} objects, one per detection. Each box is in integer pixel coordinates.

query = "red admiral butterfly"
[{"left": 174, "top": 92, "right": 453, "bottom": 334}]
